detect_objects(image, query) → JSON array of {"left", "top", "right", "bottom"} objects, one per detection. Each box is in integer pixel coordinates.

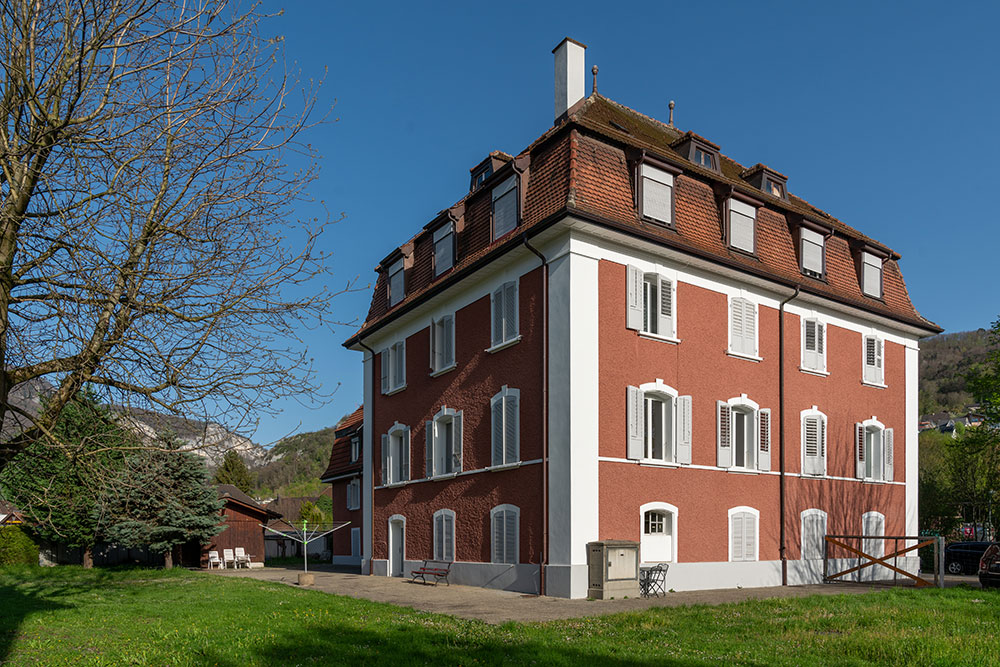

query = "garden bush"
[{"left": 0, "top": 525, "right": 39, "bottom": 565}]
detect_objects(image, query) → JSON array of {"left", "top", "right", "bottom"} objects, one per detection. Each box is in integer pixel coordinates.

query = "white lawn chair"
[
  {"left": 235, "top": 547, "right": 251, "bottom": 568},
  {"left": 207, "top": 550, "right": 222, "bottom": 569},
  {"left": 223, "top": 548, "right": 236, "bottom": 569}
]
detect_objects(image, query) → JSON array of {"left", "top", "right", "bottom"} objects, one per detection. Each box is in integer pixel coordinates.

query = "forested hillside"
[
  {"left": 253, "top": 426, "right": 338, "bottom": 498},
  {"left": 919, "top": 329, "right": 995, "bottom": 414}
]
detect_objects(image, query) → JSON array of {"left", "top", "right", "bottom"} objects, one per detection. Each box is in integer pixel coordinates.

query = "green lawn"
[{"left": 1, "top": 567, "right": 997, "bottom": 666}]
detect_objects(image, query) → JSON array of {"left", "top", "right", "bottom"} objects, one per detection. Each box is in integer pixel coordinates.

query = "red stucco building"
[
  {"left": 343, "top": 39, "right": 941, "bottom": 598},
  {"left": 320, "top": 407, "right": 364, "bottom": 566}
]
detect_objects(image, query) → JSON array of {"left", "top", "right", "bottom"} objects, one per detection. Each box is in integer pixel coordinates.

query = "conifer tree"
[{"left": 213, "top": 450, "right": 255, "bottom": 495}]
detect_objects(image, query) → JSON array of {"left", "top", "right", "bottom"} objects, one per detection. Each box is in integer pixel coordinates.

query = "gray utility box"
[{"left": 587, "top": 540, "right": 639, "bottom": 599}]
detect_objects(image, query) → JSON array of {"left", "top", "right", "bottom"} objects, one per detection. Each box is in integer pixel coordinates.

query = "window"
[
  {"left": 380, "top": 341, "right": 406, "bottom": 393},
  {"left": 387, "top": 258, "right": 404, "bottom": 307},
  {"left": 693, "top": 147, "right": 714, "bottom": 169},
  {"left": 729, "top": 507, "right": 759, "bottom": 562},
  {"left": 491, "top": 386, "right": 519, "bottom": 466},
  {"left": 639, "top": 163, "right": 673, "bottom": 225},
  {"left": 351, "top": 527, "right": 361, "bottom": 558},
  {"left": 426, "top": 407, "right": 463, "bottom": 477},
  {"left": 346, "top": 477, "right": 360, "bottom": 510},
  {"left": 801, "top": 318, "right": 826, "bottom": 373},
  {"left": 863, "top": 335, "right": 884, "bottom": 385},
  {"left": 627, "top": 382, "right": 692, "bottom": 464},
  {"left": 640, "top": 502, "right": 678, "bottom": 563},
  {"left": 729, "top": 296, "right": 758, "bottom": 357},
  {"left": 801, "top": 408, "right": 827, "bottom": 476},
  {"left": 801, "top": 509, "right": 827, "bottom": 560},
  {"left": 492, "top": 175, "right": 518, "bottom": 240},
  {"left": 433, "top": 223, "right": 454, "bottom": 276},
  {"left": 380, "top": 423, "right": 410, "bottom": 485},
  {"left": 855, "top": 419, "right": 893, "bottom": 482},
  {"left": 765, "top": 179, "right": 784, "bottom": 198},
  {"left": 800, "top": 228, "right": 825, "bottom": 278},
  {"left": 350, "top": 435, "right": 360, "bottom": 463},
  {"left": 717, "top": 395, "right": 771, "bottom": 471},
  {"left": 471, "top": 163, "right": 493, "bottom": 191},
  {"left": 861, "top": 252, "right": 883, "bottom": 298},
  {"left": 490, "top": 504, "right": 519, "bottom": 564},
  {"left": 433, "top": 509, "right": 455, "bottom": 562},
  {"left": 625, "top": 266, "right": 675, "bottom": 339},
  {"left": 728, "top": 199, "right": 756, "bottom": 254},
  {"left": 490, "top": 281, "right": 518, "bottom": 348},
  {"left": 430, "top": 315, "right": 455, "bottom": 373}
]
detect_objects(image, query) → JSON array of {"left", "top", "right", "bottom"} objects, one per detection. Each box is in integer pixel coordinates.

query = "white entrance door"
[{"left": 389, "top": 519, "right": 405, "bottom": 577}]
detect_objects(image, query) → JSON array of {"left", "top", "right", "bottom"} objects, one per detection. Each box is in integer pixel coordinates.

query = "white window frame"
[
  {"left": 346, "top": 477, "right": 361, "bottom": 511},
  {"left": 430, "top": 314, "right": 456, "bottom": 375},
  {"left": 861, "top": 251, "right": 883, "bottom": 298},
  {"left": 433, "top": 222, "right": 455, "bottom": 277},
  {"left": 800, "top": 407, "right": 828, "bottom": 477},
  {"left": 433, "top": 508, "right": 456, "bottom": 562},
  {"left": 801, "top": 509, "right": 827, "bottom": 560},
  {"left": 380, "top": 340, "right": 406, "bottom": 394},
  {"left": 626, "top": 265, "right": 679, "bottom": 342},
  {"left": 381, "top": 422, "right": 410, "bottom": 485},
  {"left": 862, "top": 334, "right": 885, "bottom": 386},
  {"left": 800, "top": 227, "right": 825, "bottom": 278},
  {"left": 728, "top": 506, "right": 760, "bottom": 562},
  {"left": 387, "top": 258, "right": 405, "bottom": 306},
  {"left": 491, "top": 386, "right": 520, "bottom": 466},
  {"left": 856, "top": 417, "right": 893, "bottom": 482},
  {"left": 717, "top": 394, "right": 770, "bottom": 472},
  {"left": 639, "top": 163, "right": 674, "bottom": 225},
  {"left": 728, "top": 198, "right": 756, "bottom": 254},
  {"left": 490, "top": 504, "right": 520, "bottom": 565},
  {"left": 350, "top": 435, "right": 360, "bottom": 463},
  {"left": 800, "top": 317, "right": 827, "bottom": 374},
  {"left": 426, "top": 406, "right": 463, "bottom": 478},
  {"left": 639, "top": 501, "right": 679, "bottom": 564},
  {"left": 491, "top": 175, "right": 518, "bottom": 240},
  {"left": 627, "top": 381, "right": 692, "bottom": 465},
  {"left": 489, "top": 280, "right": 519, "bottom": 350},
  {"left": 728, "top": 295, "right": 759, "bottom": 360}
]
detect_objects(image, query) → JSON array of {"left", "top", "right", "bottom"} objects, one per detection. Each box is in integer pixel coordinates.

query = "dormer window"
[
  {"left": 742, "top": 164, "right": 788, "bottom": 201},
  {"left": 671, "top": 132, "right": 720, "bottom": 173},
  {"left": 638, "top": 163, "right": 675, "bottom": 225},
  {"left": 728, "top": 199, "right": 757, "bottom": 254},
  {"left": 471, "top": 164, "right": 493, "bottom": 191},
  {"left": 492, "top": 175, "right": 518, "bottom": 240},
  {"left": 765, "top": 179, "right": 784, "bottom": 198},
  {"left": 387, "top": 258, "right": 404, "bottom": 306},
  {"left": 693, "top": 147, "right": 715, "bottom": 170},
  {"left": 800, "top": 227, "right": 825, "bottom": 279},
  {"left": 433, "top": 222, "right": 454, "bottom": 276},
  {"left": 861, "top": 251, "right": 883, "bottom": 298}
]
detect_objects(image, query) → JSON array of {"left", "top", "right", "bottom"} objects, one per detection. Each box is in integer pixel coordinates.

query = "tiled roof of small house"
[
  {"left": 217, "top": 484, "right": 276, "bottom": 517},
  {"left": 345, "top": 92, "right": 940, "bottom": 347},
  {"left": 320, "top": 406, "right": 363, "bottom": 482}
]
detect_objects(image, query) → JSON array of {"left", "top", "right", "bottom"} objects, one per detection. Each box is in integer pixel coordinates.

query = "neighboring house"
[
  {"left": 203, "top": 484, "right": 277, "bottom": 567},
  {"left": 320, "top": 406, "right": 364, "bottom": 567},
  {"left": 343, "top": 39, "right": 941, "bottom": 598},
  {"left": 263, "top": 490, "right": 333, "bottom": 559},
  {"left": 0, "top": 500, "right": 23, "bottom": 525}
]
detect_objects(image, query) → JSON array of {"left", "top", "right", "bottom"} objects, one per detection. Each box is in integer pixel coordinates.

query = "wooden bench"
[{"left": 410, "top": 560, "right": 452, "bottom": 586}]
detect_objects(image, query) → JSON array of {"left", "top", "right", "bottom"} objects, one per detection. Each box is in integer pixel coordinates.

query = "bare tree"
[{"left": 0, "top": 0, "right": 339, "bottom": 468}]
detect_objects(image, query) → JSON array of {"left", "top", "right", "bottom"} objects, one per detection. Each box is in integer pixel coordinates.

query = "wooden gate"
[{"left": 823, "top": 534, "right": 944, "bottom": 588}]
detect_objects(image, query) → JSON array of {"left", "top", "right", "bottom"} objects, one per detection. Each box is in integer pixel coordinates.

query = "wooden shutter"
[
  {"left": 875, "top": 339, "right": 883, "bottom": 382},
  {"left": 627, "top": 386, "right": 644, "bottom": 460},
  {"left": 491, "top": 287, "right": 503, "bottom": 347},
  {"left": 400, "top": 429, "right": 410, "bottom": 481},
  {"left": 816, "top": 322, "right": 825, "bottom": 370},
  {"left": 744, "top": 300, "right": 757, "bottom": 356},
  {"left": 865, "top": 337, "right": 882, "bottom": 384},
  {"left": 884, "top": 428, "right": 894, "bottom": 482},
  {"left": 380, "top": 349, "right": 389, "bottom": 394},
  {"left": 492, "top": 511, "right": 504, "bottom": 563},
  {"left": 491, "top": 394, "right": 504, "bottom": 465},
  {"left": 658, "top": 277, "right": 674, "bottom": 338},
  {"left": 732, "top": 513, "right": 744, "bottom": 561},
  {"left": 855, "top": 422, "right": 866, "bottom": 479},
  {"left": 818, "top": 417, "right": 827, "bottom": 475},
  {"left": 677, "top": 395, "right": 693, "bottom": 464},
  {"left": 803, "top": 320, "right": 817, "bottom": 369},
  {"left": 744, "top": 514, "right": 757, "bottom": 561},
  {"left": 626, "top": 265, "right": 643, "bottom": 330},
  {"left": 731, "top": 299, "right": 744, "bottom": 354},
  {"left": 381, "top": 434, "right": 389, "bottom": 485},
  {"left": 425, "top": 420, "right": 435, "bottom": 478},
  {"left": 445, "top": 514, "right": 454, "bottom": 562},
  {"left": 505, "top": 510, "right": 517, "bottom": 564},
  {"left": 430, "top": 319, "right": 439, "bottom": 371},
  {"left": 503, "top": 282, "right": 517, "bottom": 341},
  {"left": 443, "top": 315, "right": 454, "bottom": 367},
  {"left": 758, "top": 408, "right": 771, "bottom": 471},
  {"left": 452, "top": 412, "right": 463, "bottom": 472},
  {"left": 717, "top": 401, "right": 732, "bottom": 468},
  {"left": 397, "top": 342, "right": 406, "bottom": 387},
  {"left": 434, "top": 514, "right": 443, "bottom": 560},
  {"left": 504, "top": 393, "right": 519, "bottom": 463}
]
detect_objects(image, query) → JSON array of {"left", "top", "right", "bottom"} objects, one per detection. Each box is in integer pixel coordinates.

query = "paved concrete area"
[{"left": 210, "top": 565, "right": 914, "bottom": 624}]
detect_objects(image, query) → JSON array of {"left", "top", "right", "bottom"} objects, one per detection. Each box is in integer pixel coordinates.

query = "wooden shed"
[{"left": 194, "top": 485, "right": 277, "bottom": 567}]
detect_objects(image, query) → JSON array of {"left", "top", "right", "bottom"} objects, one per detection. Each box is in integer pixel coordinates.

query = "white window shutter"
[
  {"left": 425, "top": 421, "right": 435, "bottom": 478},
  {"left": 491, "top": 288, "right": 503, "bottom": 347},
  {"left": 430, "top": 319, "right": 438, "bottom": 371},
  {"left": 380, "top": 349, "right": 389, "bottom": 394},
  {"left": 399, "top": 342, "right": 406, "bottom": 387},
  {"left": 819, "top": 417, "right": 827, "bottom": 475},
  {"left": 855, "top": 423, "right": 865, "bottom": 479},
  {"left": 626, "top": 265, "right": 643, "bottom": 330},
  {"left": 658, "top": 277, "right": 674, "bottom": 338},
  {"left": 717, "top": 401, "right": 732, "bottom": 468},
  {"left": 884, "top": 428, "right": 894, "bottom": 482},
  {"left": 758, "top": 408, "right": 771, "bottom": 471},
  {"left": 730, "top": 300, "right": 744, "bottom": 354},
  {"left": 505, "top": 510, "right": 517, "bottom": 564},
  {"left": 491, "top": 395, "right": 503, "bottom": 465},
  {"left": 817, "top": 322, "right": 826, "bottom": 370},
  {"left": 401, "top": 429, "right": 410, "bottom": 481},
  {"left": 452, "top": 411, "right": 463, "bottom": 472},
  {"left": 434, "top": 514, "right": 443, "bottom": 560},
  {"left": 745, "top": 301, "right": 757, "bottom": 355},
  {"left": 732, "top": 513, "right": 744, "bottom": 561},
  {"left": 677, "top": 395, "right": 693, "bottom": 464},
  {"left": 875, "top": 339, "right": 884, "bottom": 383},
  {"left": 444, "top": 316, "right": 455, "bottom": 367},
  {"left": 504, "top": 282, "right": 517, "bottom": 341},
  {"left": 445, "top": 514, "right": 454, "bottom": 562},
  {"left": 745, "top": 514, "right": 756, "bottom": 561},
  {"left": 803, "top": 416, "right": 819, "bottom": 476},
  {"left": 381, "top": 434, "right": 389, "bottom": 485},
  {"left": 803, "top": 320, "right": 817, "bottom": 369},
  {"left": 492, "top": 511, "right": 504, "bottom": 563},
  {"left": 504, "top": 393, "right": 519, "bottom": 463},
  {"left": 627, "top": 386, "right": 644, "bottom": 460}
]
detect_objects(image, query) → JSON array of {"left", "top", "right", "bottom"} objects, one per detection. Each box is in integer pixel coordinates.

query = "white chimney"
[{"left": 553, "top": 37, "right": 587, "bottom": 121}]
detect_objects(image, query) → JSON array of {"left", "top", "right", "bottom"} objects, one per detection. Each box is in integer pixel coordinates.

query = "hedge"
[{"left": 0, "top": 525, "right": 39, "bottom": 565}]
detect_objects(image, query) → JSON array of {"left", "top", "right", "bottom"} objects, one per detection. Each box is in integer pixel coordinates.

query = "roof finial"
[
  {"left": 668, "top": 100, "right": 675, "bottom": 127},
  {"left": 591, "top": 65, "right": 599, "bottom": 94}
]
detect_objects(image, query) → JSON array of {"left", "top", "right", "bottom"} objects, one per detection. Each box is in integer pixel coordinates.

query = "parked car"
[
  {"left": 945, "top": 541, "right": 994, "bottom": 575},
  {"left": 980, "top": 544, "right": 1000, "bottom": 589}
]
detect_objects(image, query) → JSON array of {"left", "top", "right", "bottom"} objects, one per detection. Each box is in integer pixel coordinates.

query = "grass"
[{"left": 1, "top": 566, "right": 998, "bottom": 665}]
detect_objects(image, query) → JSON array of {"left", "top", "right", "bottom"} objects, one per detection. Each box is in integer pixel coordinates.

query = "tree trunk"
[
  {"left": 163, "top": 549, "right": 173, "bottom": 569},
  {"left": 82, "top": 545, "right": 93, "bottom": 569}
]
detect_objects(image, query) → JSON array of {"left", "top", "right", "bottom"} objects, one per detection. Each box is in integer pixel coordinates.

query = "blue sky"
[{"left": 253, "top": 1, "right": 999, "bottom": 445}]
